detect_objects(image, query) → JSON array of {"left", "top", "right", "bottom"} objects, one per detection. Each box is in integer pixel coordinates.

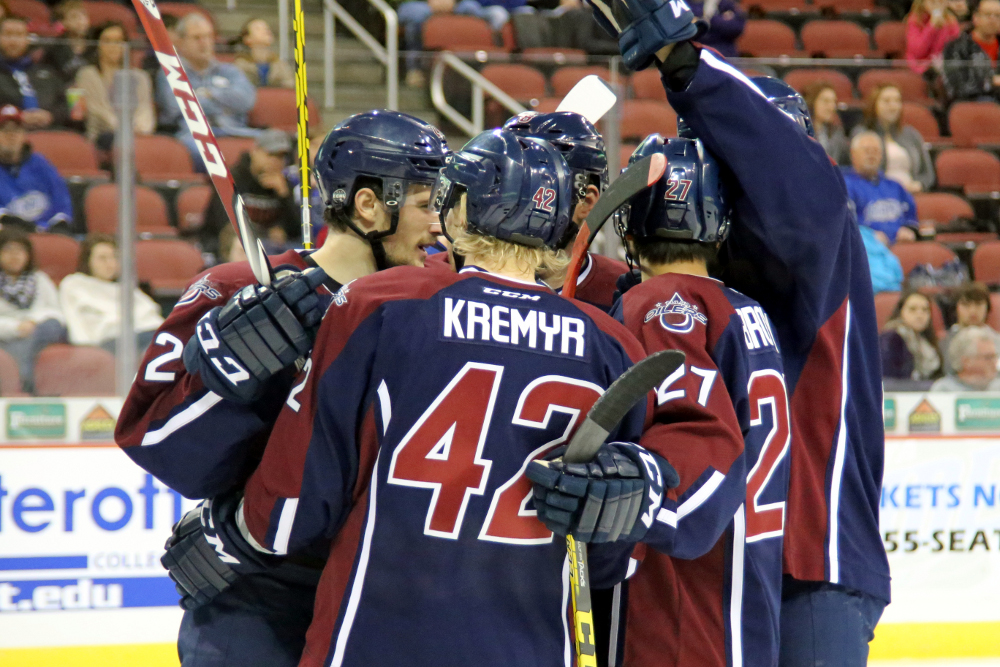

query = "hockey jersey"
[
  {"left": 559, "top": 252, "right": 629, "bottom": 312},
  {"left": 236, "top": 265, "right": 651, "bottom": 667},
  {"left": 664, "top": 50, "right": 890, "bottom": 602},
  {"left": 612, "top": 273, "right": 788, "bottom": 667}
]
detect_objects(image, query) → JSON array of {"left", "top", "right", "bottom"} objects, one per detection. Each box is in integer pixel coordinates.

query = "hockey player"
[
  {"left": 579, "top": 3, "right": 890, "bottom": 663},
  {"left": 192, "top": 128, "right": 677, "bottom": 667},
  {"left": 114, "top": 109, "right": 451, "bottom": 666}
]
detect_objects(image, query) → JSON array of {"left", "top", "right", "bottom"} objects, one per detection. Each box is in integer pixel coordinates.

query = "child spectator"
[
  {"left": 932, "top": 325, "right": 1000, "bottom": 389},
  {"left": 906, "top": 0, "right": 961, "bottom": 74},
  {"left": 234, "top": 18, "right": 294, "bottom": 88},
  {"left": 881, "top": 289, "right": 944, "bottom": 380},
  {"left": 853, "top": 84, "right": 935, "bottom": 193},
  {"left": 0, "top": 105, "right": 73, "bottom": 232},
  {"left": 0, "top": 228, "right": 65, "bottom": 391},
  {"left": 940, "top": 281, "right": 1000, "bottom": 367},
  {"left": 58, "top": 234, "right": 163, "bottom": 355},
  {"left": 0, "top": 16, "right": 68, "bottom": 129},
  {"left": 75, "top": 22, "right": 155, "bottom": 146},
  {"left": 43, "top": 0, "right": 91, "bottom": 82},
  {"left": 842, "top": 131, "right": 919, "bottom": 245},
  {"left": 804, "top": 81, "right": 848, "bottom": 165}
]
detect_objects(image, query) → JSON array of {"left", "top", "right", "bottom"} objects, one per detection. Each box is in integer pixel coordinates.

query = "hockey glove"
[
  {"left": 161, "top": 494, "right": 273, "bottom": 610},
  {"left": 183, "top": 267, "right": 329, "bottom": 404},
  {"left": 586, "top": 0, "right": 702, "bottom": 71},
  {"left": 526, "top": 442, "right": 679, "bottom": 543}
]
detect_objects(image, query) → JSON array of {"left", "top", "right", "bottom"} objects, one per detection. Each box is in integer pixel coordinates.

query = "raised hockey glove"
[
  {"left": 586, "top": 0, "right": 702, "bottom": 71},
  {"left": 161, "top": 494, "right": 273, "bottom": 610},
  {"left": 183, "top": 267, "right": 328, "bottom": 404},
  {"left": 526, "top": 442, "right": 679, "bottom": 543}
]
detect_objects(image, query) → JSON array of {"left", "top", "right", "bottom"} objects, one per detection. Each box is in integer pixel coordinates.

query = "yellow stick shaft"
[
  {"left": 567, "top": 535, "right": 599, "bottom": 667},
  {"left": 293, "top": 0, "right": 312, "bottom": 249}
]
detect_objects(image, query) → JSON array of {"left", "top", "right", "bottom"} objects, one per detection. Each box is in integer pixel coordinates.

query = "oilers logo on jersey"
[
  {"left": 644, "top": 292, "right": 708, "bottom": 334},
  {"left": 177, "top": 276, "right": 224, "bottom": 307}
]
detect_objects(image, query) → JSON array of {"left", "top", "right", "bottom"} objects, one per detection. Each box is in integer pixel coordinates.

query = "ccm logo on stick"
[{"left": 156, "top": 52, "right": 227, "bottom": 178}]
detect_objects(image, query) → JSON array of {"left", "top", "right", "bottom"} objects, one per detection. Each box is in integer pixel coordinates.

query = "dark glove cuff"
[{"left": 657, "top": 40, "right": 701, "bottom": 92}]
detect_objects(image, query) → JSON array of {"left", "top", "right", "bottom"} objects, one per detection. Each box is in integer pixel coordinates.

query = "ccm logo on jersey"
[
  {"left": 737, "top": 305, "right": 777, "bottom": 350},
  {"left": 482, "top": 287, "right": 541, "bottom": 301},
  {"left": 644, "top": 292, "right": 707, "bottom": 334},
  {"left": 442, "top": 297, "right": 586, "bottom": 358}
]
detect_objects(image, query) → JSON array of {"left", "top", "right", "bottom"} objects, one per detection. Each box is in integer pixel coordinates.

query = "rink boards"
[{"left": 0, "top": 394, "right": 998, "bottom": 665}]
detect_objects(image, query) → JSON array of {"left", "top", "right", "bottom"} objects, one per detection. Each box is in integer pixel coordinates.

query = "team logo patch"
[
  {"left": 644, "top": 292, "right": 707, "bottom": 334},
  {"left": 177, "top": 276, "right": 223, "bottom": 307},
  {"left": 333, "top": 281, "right": 352, "bottom": 306}
]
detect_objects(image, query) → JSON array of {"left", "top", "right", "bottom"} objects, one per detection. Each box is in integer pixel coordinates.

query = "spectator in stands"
[
  {"left": 58, "top": 234, "right": 163, "bottom": 355},
  {"left": 906, "top": 0, "right": 961, "bottom": 75},
  {"left": 142, "top": 13, "right": 178, "bottom": 79},
  {"left": 202, "top": 129, "right": 297, "bottom": 257},
  {"left": 43, "top": 0, "right": 91, "bottom": 83},
  {"left": 156, "top": 13, "right": 260, "bottom": 160},
  {"left": 950, "top": 0, "right": 971, "bottom": 24},
  {"left": 804, "top": 81, "right": 849, "bottom": 165},
  {"left": 843, "top": 131, "right": 919, "bottom": 245},
  {"left": 0, "top": 16, "right": 68, "bottom": 129},
  {"left": 940, "top": 281, "right": 1000, "bottom": 366},
  {"left": 75, "top": 22, "right": 156, "bottom": 147},
  {"left": 217, "top": 225, "right": 248, "bottom": 264},
  {"left": 942, "top": 0, "right": 1000, "bottom": 103},
  {"left": 859, "top": 224, "right": 905, "bottom": 293},
  {"left": 688, "top": 0, "right": 747, "bottom": 58},
  {"left": 881, "top": 289, "right": 944, "bottom": 380},
  {"left": 0, "top": 105, "right": 72, "bottom": 232},
  {"left": 234, "top": 18, "right": 294, "bottom": 88},
  {"left": 931, "top": 325, "right": 1000, "bottom": 389},
  {"left": 853, "top": 84, "right": 935, "bottom": 193},
  {"left": 0, "top": 228, "right": 65, "bottom": 392}
]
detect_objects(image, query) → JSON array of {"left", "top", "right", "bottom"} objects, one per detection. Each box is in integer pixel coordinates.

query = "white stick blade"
[{"left": 556, "top": 75, "right": 617, "bottom": 125}]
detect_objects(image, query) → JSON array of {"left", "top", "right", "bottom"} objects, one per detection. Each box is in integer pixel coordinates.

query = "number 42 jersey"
[{"left": 234, "top": 265, "right": 652, "bottom": 667}]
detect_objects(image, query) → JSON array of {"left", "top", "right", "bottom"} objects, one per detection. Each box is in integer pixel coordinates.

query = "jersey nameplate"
[
  {"left": 736, "top": 305, "right": 777, "bottom": 351},
  {"left": 441, "top": 296, "right": 588, "bottom": 360}
]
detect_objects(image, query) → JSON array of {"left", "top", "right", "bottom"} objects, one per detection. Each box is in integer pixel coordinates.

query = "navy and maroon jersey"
[
  {"left": 237, "top": 265, "right": 650, "bottom": 667},
  {"left": 612, "top": 273, "right": 788, "bottom": 667},
  {"left": 115, "top": 250, "right": 339, "bottom": 499},
  {"left": 664, "top": 50, "right": 889, "bottom": 602},
  {"left": 562, "top": 252, "right": 629, "bottom": 312}
]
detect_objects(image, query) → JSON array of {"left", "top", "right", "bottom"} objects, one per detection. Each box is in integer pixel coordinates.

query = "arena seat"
[
  {"left": 550, "top": 67, "right": 612, "bottom": 98},
  {"left": 737, "top": 20, "right": 801, "bottom": 57},
  {"left": 521, "top": 48, "right": 587, "bottom": 66},
  {"left": 873, "top": 20, "right": 906, "bottom": 58},
  {"left": 972, "top": 241, "right": 1000, "bottom": 286},
  {"left": 901, "top": 102, "right": 945, "bottom": 144},
  {"left": 620, "top": 144, "right": 639, "bottom": 171},
  {"left": 84, "top": 184, "right": 174, "bottom": 236},
  {"left": 176, "top": 184, "right": 214, "bottom": 232},
  {"left": 783, "top": 69, "right": 854, "bottom": 102},
  {"left": 7, "top": 0, "right": 50, "bottom": 25},
  {"left": 631, "top": 69, "right": 667, "bottom": 101},
  {"left": 136, "top": 239, "right": 205, "bottom": 295},
  {"left": 620, "top": 100, "right": 677, "bottom": 142},
  {"left": 247, "top": 88, "right": 321, "bottom": 134},
  {"left": 874, "top": 291, "right": 900, "bottom": 330},
  {"left": 913, "top": 192, "right": 975, "bottom": 226},
  {"left": 29, "top": 233, "right": 80, "bottom": 285},
  {"left": 217, "top": 136, "right": 256, "bottom": 167},
  {"left": 481, "top": 64, "right": 548, "bottom": 103},
  {"left": 28, "top": 131, "right": 106, "bottom": 181},
  {"left": 817, "top": 0, "right": 887, "bottom": 13},
  {"left": 748, "top": 0, "right": 813, "bottom": 12},
  {"left": 531, "top": 98, "right": 561, "bottom": 113},
  {"left": 0, "top": 348, "right": 24, "bottom": 397},
  {"left": 891, "top": 241, "right": 958, "bottom": 277},
  {"left": 936, "top": 149, "right": 1000, "bottom": 195},
  {"left": 34, "top": 345, "right": 116, "bottom": 397},
  {"left": 82, "top": 2, "right": 139, "bottom": 39},
  {"left": 800, "top": 20, "right": 875, "bottom": 59},
  {"left": 857, "top": 69, "right": 932, "bottom": 105},
  {"left": 947, "top": 102, "right": 1000, "bottom": 149},
  {"left": 156, "top": 2, "right": 214, "bottom": 27},
  {"left": 423, "top": 15, "right": 502, "bottom": 52},
  {"left": 990, "top": 294, "right": 1000, "bottom": 330},
  {"left": 134, "top": 135, "right": 199, "bottom": 183}
]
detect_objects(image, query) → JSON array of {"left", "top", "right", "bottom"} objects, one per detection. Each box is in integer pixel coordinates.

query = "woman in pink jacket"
[{"left": 906, "top": 0, "right": 962, "bottom": 73}]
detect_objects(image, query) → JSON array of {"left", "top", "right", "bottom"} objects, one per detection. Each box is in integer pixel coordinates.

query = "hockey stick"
[
  {"left": 292, "top": 0, "right": 312, "bottom": 249},
  {"left": 131, "top": 0, "right": 273, "bottom": 285},
  {"left": 562, "top": 152, "right": 666, "bottom": 299},
  {"left": 563, "top": 349, "right": 685, "bottom": 667},
  {"left": 556, "top": 75, "right": 617, "bottom": 125}
]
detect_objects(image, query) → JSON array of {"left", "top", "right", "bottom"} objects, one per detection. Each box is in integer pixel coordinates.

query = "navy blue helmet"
[
  {"left": 750, "top": 76, "right": 814, "bottom": 138},
  {"left": 619, "top": 134, "right": 730, "bottom": 243},
  {"left": 502, "top": 111, "right": 609, "bottom": 200},
  {"left": 431, "top": 129, "right": 573, "bottom": 249}
]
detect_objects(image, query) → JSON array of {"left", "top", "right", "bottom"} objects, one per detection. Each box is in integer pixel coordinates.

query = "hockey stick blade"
[
  {"left": 563, "top": 349, "right": 685, "bottom": 464},
  {"left": 235, "top": 195, "right": 275, "bottom": 285},
  {"left": 556, "top": 75, "right": 617, "bottom": 125},
  {"left": 131, "top": 0, "right": 272, "bottom": 285},
  {"left": 562, "top": 152, "right": 666, "bottom": 299}
]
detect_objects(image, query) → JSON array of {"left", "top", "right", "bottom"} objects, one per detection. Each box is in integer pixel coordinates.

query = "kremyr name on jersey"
[{"left": 442, "top": 297, "right": 587, "bottom": 358}]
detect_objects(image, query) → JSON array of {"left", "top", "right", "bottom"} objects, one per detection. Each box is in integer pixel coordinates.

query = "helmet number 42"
[{"left": 532, "top": 187, "right": 556, "bottom": 213}]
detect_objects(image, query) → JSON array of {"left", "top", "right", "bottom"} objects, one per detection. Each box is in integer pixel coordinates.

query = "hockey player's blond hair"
[{"left": 452, "top": 229, "right": 565, "bottom": 277}]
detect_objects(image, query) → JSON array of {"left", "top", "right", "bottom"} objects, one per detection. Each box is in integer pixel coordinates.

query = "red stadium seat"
[
  {"left": 901, "top": 102, "right": 944, "bottom": 143},
  {"left": 481, "top": 64, "right": 547, "bottom": 103},
  {"left": 747, "top": 0, "right": 813, "bottom": 12},
  {"left": 783, "top": 69, "right": 854, "bottom": 102},
  {"left": 973, "top": 241, "right": 1000, "bottom": 286},
  {"left": 34, "top": 345, "right": 116, "bottom": 397},
  {"left": 620, "top": 100, "right": 677, "bottom": 142},
  {"left": 990, "top": 294, "right": 1000, "bottom": 330},
  {"left": 873, "top": 21, "right": 906, "bottom": 58},
  {"left": 816, "top": 0, "right": 886, "bottom": 13},
  {"left": 217, "top": 136, "right": 256, "bottom": 167},
  {"left": 531, "top": 97, "right": 561, "bottom": 113},
  {"left": 7, "top": 0, "right": 50, "bottom": 24},
  {"left": 248, "top": 88, "right": 321, "bottom": 134},
  {"left": 29, "top": 233, "right": 80, "bottom": 285},
  {"left": 423, "top": 15, "right": 501, "bottom": 52},
  {"left": 136, "top": 239, "right": 205, "bottom": 295},
  {"left": 948, "top": 102, "right": 1000, "bottom": 149},
  {"left": 620, "top": 144, "right": 639, "bottom": 171},
  {"left": 28, "top": 131, "right": 106, "bottom": 180},
  {"left": 156, "top": 2, "right": 215, "bottom": 27},
  {"left": 936, "top": 149, "right": 1000, "bottom": 195},
  {"left": 84, "top": 183, "right": 174, "bottom": 235},
  {"left": 176, "top": 184, "right": 214, "bottom": 232},
  {"left": 550, "top": 67, "right": 612, "bottom": 98},
  {"left": 0, "top": 348, "right": 24, "bottom": 397},
  {"left": 800, "top": 20, "right": 875, "bottom": 59},
  {"left": 891, "top": 241, "right": 958, "bottom": 277},
  {"left": 737, "top": 20, "right": 802, "bottom": 57},
  {"left": 521, "top": 48, "right": 587, "bottom": 66},
  {"left": 913, "top": 192, "right": 974, "bottom": 225},
  {"left": 874, "top": 291, "right": 900, "bottom": 329},
  {"left": 134, "top": 135, "right": 199, "bottom": 183},
  {"left": 631, "top": 69, "right": 667, "bottom": 101},
  {"left": 82, "top": 2, "right": 139, "bottom": 39},
  {"left": 500, "top": 21, "right": 516, "bottom": 51},
  {"left": 857, "top": 69, "right": 932, "bottom": 105}
]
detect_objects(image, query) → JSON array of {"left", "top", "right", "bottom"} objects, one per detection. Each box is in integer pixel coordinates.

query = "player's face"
[
  {"left": 956, "top": 298, "right": 989, "bottom": 326},
  {"left": 900, "top": 294, "right": 931, "bottom": 333},
  {"left": 381, "top": 184, "right": 440, "bottom": 268}
]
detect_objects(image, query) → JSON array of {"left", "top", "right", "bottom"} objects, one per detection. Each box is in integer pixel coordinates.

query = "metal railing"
[
  {"left": 429, "top": 52, "right": 527, "bottom": 137},
  {"left": 324, "top": 0, "right": 399, "bottom": 110}
]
